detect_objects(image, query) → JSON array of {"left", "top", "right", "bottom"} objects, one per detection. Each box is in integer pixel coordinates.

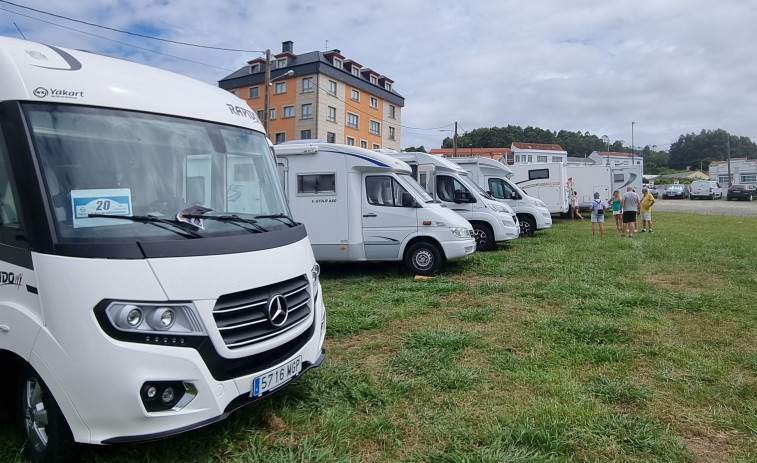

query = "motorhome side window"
[
  {"left": 488, "top": 178, "right": 515, "bottom": 200},
  {"left": 365, "top": 176, "right": 411, "bottom": 207},
  {"left": 0, "top": 125, "right": 23, "bottom": 233},
  {"left": 297, "top": 173, "right": 335, "bottom": 194},
  {"left": 528, "top": 169, "right": 550, "bottom": 180},
  {"left": 436, "top": 175, "right": 467, "bottom": 202},
  {"left": 613, "top": 173, "right": 624, "bottom": 183}
]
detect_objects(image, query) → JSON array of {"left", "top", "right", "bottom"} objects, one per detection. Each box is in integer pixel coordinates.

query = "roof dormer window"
[
  {"left": 333, "top": 58, "right": 342, "bottom": 69},
  {"left": 277, "top": 58, "right": 288, "bottom": 68},
  {"left": 384, "top": 82, "right": 392, "bottom": 91},
  {"left": 351, "top": 66, "right": 360, "bottom": 77},
  {"left": 249, "top": 62, "right": 261, "bottom": 74},
  {"left": 370, "top": 75, "right": 378, "bottom": 85}
]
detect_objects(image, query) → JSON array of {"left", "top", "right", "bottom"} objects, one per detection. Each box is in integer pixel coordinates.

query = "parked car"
[
  {"left": 644, "top": 184, "right": 659, "bottom": 197},
  {"left": 690, "top": 179, "right": 724, "bottom": 200},
  {"left": 663, "top": 184, "right": 689, "bottom": 199},
  {"left": 726, "top": 183, "right": 756, "bottom": 201}
]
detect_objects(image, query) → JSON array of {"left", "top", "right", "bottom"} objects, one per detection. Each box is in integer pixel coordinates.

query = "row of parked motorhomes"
[{"left": 0, "top": 35, "right": 642, "bottom": 463}]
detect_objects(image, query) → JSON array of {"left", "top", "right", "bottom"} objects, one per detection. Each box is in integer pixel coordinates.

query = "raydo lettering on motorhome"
[{"left": 0, "top": 36, "right": 325, "bottom": 463}]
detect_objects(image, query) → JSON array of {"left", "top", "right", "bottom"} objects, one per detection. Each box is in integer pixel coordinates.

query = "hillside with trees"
[{"left": 419, "top": 125, "right": 757, "bottom": 175}]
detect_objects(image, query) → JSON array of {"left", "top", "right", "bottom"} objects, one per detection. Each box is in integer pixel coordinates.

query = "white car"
[{"left": 690, "top": 180, "right": 723, "bottom": 200}]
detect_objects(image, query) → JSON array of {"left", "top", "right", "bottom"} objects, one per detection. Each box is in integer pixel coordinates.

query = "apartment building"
[{"left": 218, "top": 41, "right": 403, "bottom": 150}]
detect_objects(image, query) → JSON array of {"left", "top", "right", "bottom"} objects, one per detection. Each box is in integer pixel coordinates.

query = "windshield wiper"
[
  {"left": 87, "top": 213, "right": 203, "bottom": 238},
  {"left": 181, "top": 214, "right": 267, "bottom": 233},
  {"left": 253, "top": 213, "right": 297, "bottom": 227}
]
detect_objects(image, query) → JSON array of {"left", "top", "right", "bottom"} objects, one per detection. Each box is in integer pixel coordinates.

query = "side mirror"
[{"left": 454, "top": 191, "right": 473, "bottom": 203}]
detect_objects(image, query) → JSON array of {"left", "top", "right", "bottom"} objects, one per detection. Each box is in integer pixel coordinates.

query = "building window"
[
  {"left": 301, "top": 103, "right": 312, "bottom": 119},
  {"left": 256, "top": 110, "right": 264, "bottom": 120},
  {"left": 389, "top": 126, "right": 395, "bottom": 140},
  {"left": 373, "top": 143, "right": 380, "bottom": 150},
  {"left": 249, "top": 63, "right": 261, "bottom": 73},
  {"left": 327, "top": 132, "right": 336, "bottom": 143},
  {"left": 328, "top": 80, "right": 337, "bottom": 96},
  {"left": 333, "top": 58, "right": 342, "bottom": 69},
  {"left": 719, "top": 175, "right": 730, "bottom": 184},
  {"left": 537, "top": 155, "right": 548, "bottom": 163},
  {"left": 552, "top": 156, "right": 561, "bottom": 162},
  {"left": 385, "top": 82, "right": 392, "bottom": 91},
  {"left": 351, "top": 89, "right": 360, "bottom": 101},
  {"left": 283, "top": 106, "right": 294, "bottom": 118},
  {"left": 741, "top": 173, "right": 757, "bottom": 183},
  {"left": 327, "top": 106, "right": 336, "bottom": 122},
  {"left": 351, "top": 66, "right": 360, "bottom": 77},
  {"left": 370, "top": 120, "right": 380, "bottom": 135},
  {"left": 269, "top": 108, "right": 276, "bottom": 120},
  {"left": 370, "top": 97, "right": 378, "bottom": 109},
  {"left": 361, "top": 140, "right": 368, "bottom": 149},
  {"left": 297, "top": 173, "right": 335, "bottom": 194},
  {"left": 527, "top": 155, "right": 533, "bottom": 162},
  {"left": 347, "top": 113, "right": 359, "bottom": 129},
  {"left": 370, "top": 75, "right": 378, "bottom": 85},
  {"left": 275, "top": 132, "right": 286, "bottom": 144},
  {"left": 248, "top": 86, "right": 260, "bottom": 99},
  {"left": 277, "top": 58, "right": 287, "bottom": 68},
  {"left": 228, "top": 89, "right": 238, "bottom": 97},
  {"left": 346, "top": 136, "right": 355, "bottom": 146},
  {"left": 302, "top": 77, "right": 313, "bottom": 93},
  {"left": 301, "top": 129, "right": 312, "bottom": 139},
  {"left": 274, "top": 81, "right": 286, "bottom": 94},
  {"left": 389, "top": 105, "right": 395, "bottom": 119}
]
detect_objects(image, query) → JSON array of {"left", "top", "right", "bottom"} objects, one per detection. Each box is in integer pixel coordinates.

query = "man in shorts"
[
  {"left": 621, "top": 186, "right": 640, "bottom": 237},
  {"left": 590, "top": 192, "right": 608, "bottom": 237},
  {"left": 640, "top": 187, "right": 655, "bottom": 233}
]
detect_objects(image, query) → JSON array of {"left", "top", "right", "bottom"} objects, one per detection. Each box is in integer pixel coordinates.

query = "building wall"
[{"left": 710, "top": 159, "right": 757, "bottom": 184}]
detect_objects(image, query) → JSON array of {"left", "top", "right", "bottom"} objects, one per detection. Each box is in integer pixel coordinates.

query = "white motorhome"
[
  {"left": 449, "top": 157, "right": 552, "bottom": 236},
  {"left": 0, "top": 37, "right": 326, "bottom": 462},
  {"left": 508, "top": 162, "right": 570, "bottom": 214},
  {"left": 389, "top": 152, "right": 520, "bottom": 251},
  {"left": 274, "top": 142, "right": 476, "bottom": 275},
  {"left": 566, "top": 164, "right": 612, "bottom": 210}
]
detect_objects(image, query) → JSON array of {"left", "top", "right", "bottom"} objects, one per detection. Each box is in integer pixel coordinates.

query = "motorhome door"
[{"left": 362, "top": 175, "right": 418, "bottom": 259}]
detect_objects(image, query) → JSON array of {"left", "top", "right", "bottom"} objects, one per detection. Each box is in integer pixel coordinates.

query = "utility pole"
[
  {"left": 453, "top": 121, "right": 458, "bottom": 156},
  {"left": 263, "top": 49, "right": 271, "bottom": 137},
  {"left": 631, "top": 121, "right": 635, "bottom": 165},
  {"left": 727, "top": 135, "right": 732, "bottom": 187}
]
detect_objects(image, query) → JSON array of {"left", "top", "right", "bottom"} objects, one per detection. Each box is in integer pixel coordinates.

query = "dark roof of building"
[{"left": 218, "top": 44, "right": 404, "bottom": 106}]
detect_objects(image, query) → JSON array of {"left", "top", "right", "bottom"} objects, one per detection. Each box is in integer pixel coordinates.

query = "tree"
[{"left": 403, "top": 145, "right": 427, "bottom": 152}]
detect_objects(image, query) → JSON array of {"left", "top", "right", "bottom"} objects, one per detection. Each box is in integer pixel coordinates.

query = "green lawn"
[{"left": 2, "top": 212, "right": 757, "bottom": 462}]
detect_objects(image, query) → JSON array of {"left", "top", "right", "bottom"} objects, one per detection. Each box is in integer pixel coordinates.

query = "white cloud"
[{"left": 2, "top": 0, "right": 756, "bottom": 151}]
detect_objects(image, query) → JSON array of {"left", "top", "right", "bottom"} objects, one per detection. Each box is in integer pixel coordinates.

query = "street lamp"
[
  {"left": 602, "top": 135, "right": 610, "bottom": 165},
  {"left": 631, "top": 121, "right": 635, "bottom": 165}
]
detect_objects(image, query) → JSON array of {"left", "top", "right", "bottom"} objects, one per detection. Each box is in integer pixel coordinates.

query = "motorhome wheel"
[
  {"left": 19, "top": 366, "right": 75, "bottom": 463},
  {"left": 518, "top": 215, "right": 536, "bottom": 237},
  {"left": 471, "top": 223, "right": 494, "bottom": 251},
  {"left": 404, "top": 242, "right": 443, "bottom": 276}
]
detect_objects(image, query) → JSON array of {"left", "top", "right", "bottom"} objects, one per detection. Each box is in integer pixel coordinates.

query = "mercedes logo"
[{"left": 267, "top": 294, "right": 289, "bottom": 328}]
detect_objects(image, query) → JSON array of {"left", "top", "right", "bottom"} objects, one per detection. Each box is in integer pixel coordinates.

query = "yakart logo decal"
[
  {"left": 28, "top": 44, "right": 85, "bottom": 100},
  {"left": 0, "top": 271, "right": 23, "bottom": 290}
]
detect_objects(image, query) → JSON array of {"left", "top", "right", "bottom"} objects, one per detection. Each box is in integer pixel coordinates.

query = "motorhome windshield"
[
  {"left": 25, "top": 103, "right": 291, "bottom": 244},
  {"left": 398, "top": 173, "right": 434, "bottom": 203},
  {"left": 458, "top": 174, "right": 490, "bottom": 198}
]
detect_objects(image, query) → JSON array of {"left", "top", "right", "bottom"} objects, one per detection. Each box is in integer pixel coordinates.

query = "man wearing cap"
[{"left": 640, "top": 187, "right": 656, "bottom": 233}]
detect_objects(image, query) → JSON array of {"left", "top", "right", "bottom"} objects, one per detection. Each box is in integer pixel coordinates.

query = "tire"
[
  {"left": 19, "top": 366, "right": 76, "bottom": 463},
  {"left": 749, "top": 194, "right": 754, "bottom": 201},
  {"left": 517, "top": 215, "right": 536, "bottom": 237},
  {"left": 471, "top": 222, "right": 495, "bottom": 252},
  {"left": 404, "top": 241, "right": 443, "bottom": 276}
]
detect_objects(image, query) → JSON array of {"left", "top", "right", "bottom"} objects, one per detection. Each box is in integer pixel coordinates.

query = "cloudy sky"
[{"left": 2, "top": 0, "right": 756, "bottom": 152}]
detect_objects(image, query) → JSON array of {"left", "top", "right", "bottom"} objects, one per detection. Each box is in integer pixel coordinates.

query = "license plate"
[{"left": 252, "top": 356, "right": 302, "bottom": 397}]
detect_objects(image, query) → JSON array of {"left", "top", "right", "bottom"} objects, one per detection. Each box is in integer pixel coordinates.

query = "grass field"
[{"left": 2, "top": 211, "right": 756, "bottom": 462}]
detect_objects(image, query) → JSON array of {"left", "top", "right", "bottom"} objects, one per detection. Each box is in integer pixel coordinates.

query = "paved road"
[{"left": 652, "top": 197, "right": 757, "bottom": 217}]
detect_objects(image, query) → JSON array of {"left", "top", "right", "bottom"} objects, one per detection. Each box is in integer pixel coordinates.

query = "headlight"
[
  {"left": 106, "top": 302, "right": 206, "bottom": 335},
  {"left": 450, "top": 227, "right": 472, "bottom": 238},
  {"left": 489, "top": 203, "right": 507, "bottom": 213}
]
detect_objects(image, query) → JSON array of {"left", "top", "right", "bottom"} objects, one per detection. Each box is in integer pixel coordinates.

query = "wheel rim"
[
  {"left": 473, "top": 229, "right": 487, "bottom": 248},
  {"left": 413, "top": 249, "right": 433, "bottom": 270},
  {"left": 23, "top": 377, "right": 49, "bottom": 453},
  {"left": 520, "top": 220, "right": 533, "bottom": 236}
]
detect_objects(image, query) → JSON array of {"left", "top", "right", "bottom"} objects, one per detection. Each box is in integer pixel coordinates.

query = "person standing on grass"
[
  {"left": 620, "top": 186, "right": 640, "bottom": 237},
  {"left": 640, "top": 187, "right": 655, "bottom": 233},
  {"left": 609, "top": 189, "right": 622, "bottom": 230},
  {"left": 590, "top": 192, "right": 608, "bottom": 237},
  {"left": 570, "top": 190, "right": 583, "bottom": 220}
]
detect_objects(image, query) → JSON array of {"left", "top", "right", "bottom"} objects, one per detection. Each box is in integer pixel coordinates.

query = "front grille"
[{"left": 212, "top": 275, "right": 312, "bottom": 350}]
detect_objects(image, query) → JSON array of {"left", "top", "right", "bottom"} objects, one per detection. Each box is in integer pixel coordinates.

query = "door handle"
[{"left": 363, "top": 213, "right": 377, "bottom": 217}]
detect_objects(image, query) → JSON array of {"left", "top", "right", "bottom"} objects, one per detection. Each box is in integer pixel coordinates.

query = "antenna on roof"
[{"left": 325, "top": 39, "right": 328, "bottom": 50}]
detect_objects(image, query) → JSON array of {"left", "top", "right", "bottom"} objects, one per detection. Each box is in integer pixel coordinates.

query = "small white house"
[
  {"left": 709, "top": 158, "right": 757, "bottom": 185},
  {"left": 511, "top": 142, "right": 568, "bottom": 164}
]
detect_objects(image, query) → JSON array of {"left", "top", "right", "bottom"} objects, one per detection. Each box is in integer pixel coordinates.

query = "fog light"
[
  {"left": 159, "top": 309, "right": 175, "bottom": 328},
  {"left": 126, "top": 307, "right": 142, "bottom": 327},
  {"left": 162, "top": 386, "right": 175, "bottom": 403},
  {"left": 146, "top": 385, "right": 157, "bottom": 399}
]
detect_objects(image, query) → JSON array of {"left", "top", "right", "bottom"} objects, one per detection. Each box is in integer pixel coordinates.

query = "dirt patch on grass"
[
  {"left": 683, "top": 430, "right": 741, "bottom": 463},
  {"left": 645, "top": 271, "right": 723, "bottom": 292}
]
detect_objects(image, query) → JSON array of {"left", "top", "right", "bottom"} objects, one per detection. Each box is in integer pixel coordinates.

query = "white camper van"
[
  {"left": 0, "top": 37, "right": 326, "bottom": 462},
  {"left": 690, "top": 179, "right": 723, "bottom": 200},
  {"left": 274, "top": 142, "right": 475, "bottom": 275},
  {"left": 566, "top": 164, "right": 612, "bottom": 210},
  {"left": 389, "top": 152, "right": 520, "bottom": 251},
  {"left": 508, "top": 162, "right": 570, "bottom": 214},
  {"left": 450, "top": 157, "right": 552, "bottom": 236}
]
